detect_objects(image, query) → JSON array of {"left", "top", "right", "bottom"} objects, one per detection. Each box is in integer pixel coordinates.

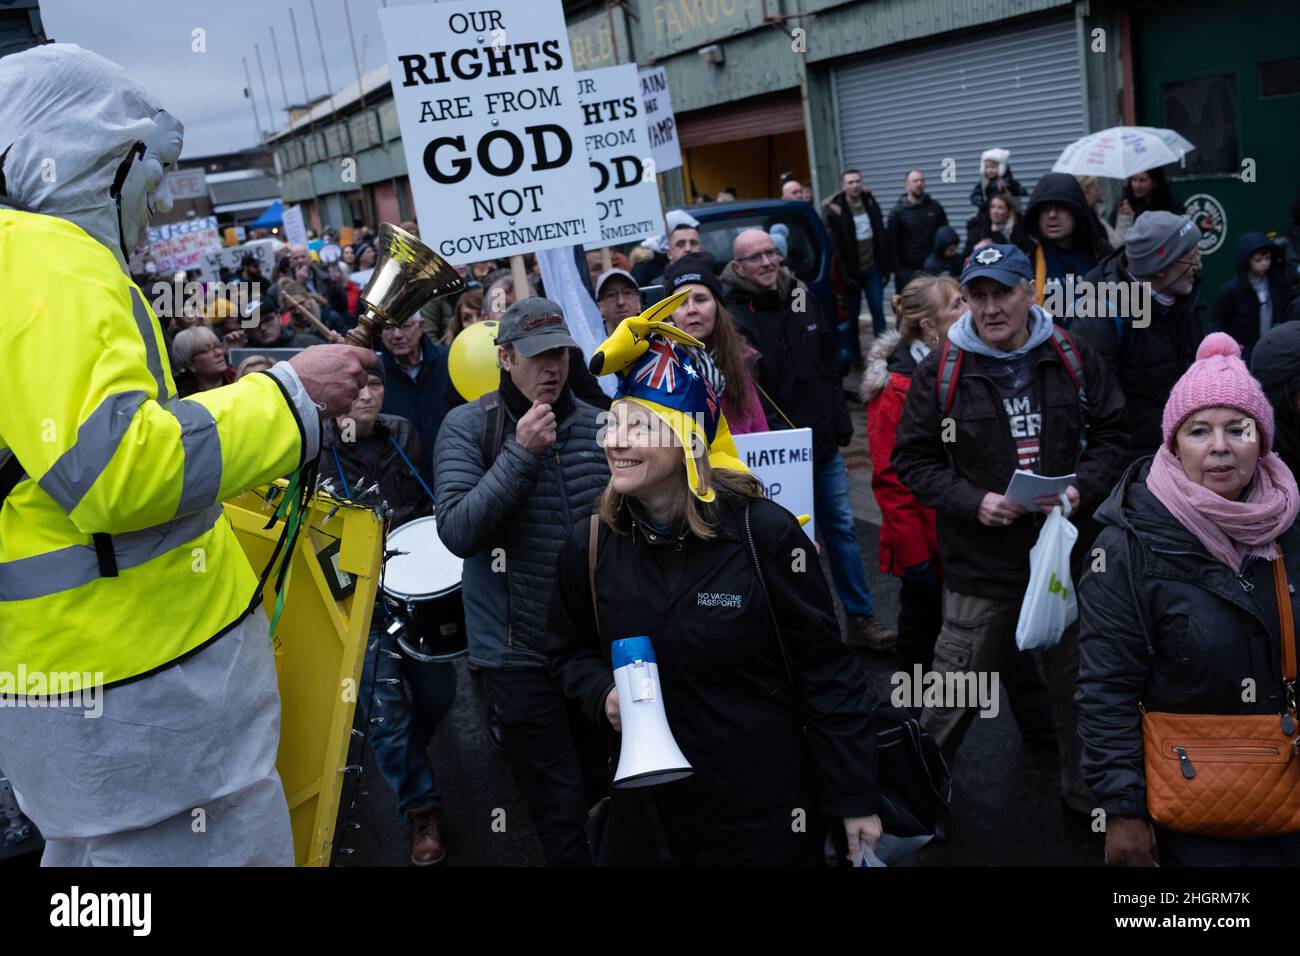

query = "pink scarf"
[{"left": 1146, "top": 446, "right": 1300, "bottom": 572}]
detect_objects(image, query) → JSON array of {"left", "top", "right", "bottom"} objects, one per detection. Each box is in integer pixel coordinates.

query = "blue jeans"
[
  {"left": 813, "top": 452, "right": 875, "bottom": 617},
  {"left": 356, "top": 616, "right": 458, "bottom": 818},
  {"left": 842, "top": 266, "right": 888, "bottom": 367}
]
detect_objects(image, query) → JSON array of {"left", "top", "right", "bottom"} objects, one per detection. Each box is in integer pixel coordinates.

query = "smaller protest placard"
[{"left": 732, "top": 428, "right": 815, "bottom": 540}]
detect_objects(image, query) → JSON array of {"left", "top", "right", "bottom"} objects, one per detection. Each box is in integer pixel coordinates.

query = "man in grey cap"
[
  {"left": 595, "top": 267, "right": 642, "bottom": 334},
  {"left": 1073, "top": 210, "right": 1205, "bottom": 464},
  {"left": 433, "top": 297, "right": 610, "bottom": 865}
]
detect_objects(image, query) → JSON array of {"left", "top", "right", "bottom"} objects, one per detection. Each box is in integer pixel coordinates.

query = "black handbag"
[{"left": 741, "top": 503, "right": 952, "bottom": 840}]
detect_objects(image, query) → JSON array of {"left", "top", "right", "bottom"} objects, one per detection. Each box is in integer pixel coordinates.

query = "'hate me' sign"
[{"left": 379, "top": 1, "right": 601, "bottom": 263}]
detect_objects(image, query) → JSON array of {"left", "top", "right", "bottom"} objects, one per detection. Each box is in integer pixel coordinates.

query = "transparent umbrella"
[{"left": 1051, "top": 126, "right": 1196, "bottom": 179}]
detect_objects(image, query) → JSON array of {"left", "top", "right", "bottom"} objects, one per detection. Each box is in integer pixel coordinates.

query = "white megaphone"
[{"left": 611, "top": 636, "right": 694, "bottom": 789}]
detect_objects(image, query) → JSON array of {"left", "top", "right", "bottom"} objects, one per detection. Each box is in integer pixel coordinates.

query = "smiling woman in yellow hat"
[{"left": 546, "top": 322, "right": 883, "bottom": 866}]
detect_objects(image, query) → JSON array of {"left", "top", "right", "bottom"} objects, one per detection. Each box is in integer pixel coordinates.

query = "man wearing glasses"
[
  {"left": 595, "top": 268, "right": 643, "bottom": 335},
  {"left": 723, "top": 228, "right": 897, "bottom": 653},
  {"left": 380, "top": 313, "right": 451, "bottom": 486},
  {"left": 1072, "top": 211, "right": 1205, "bottom": 465}
]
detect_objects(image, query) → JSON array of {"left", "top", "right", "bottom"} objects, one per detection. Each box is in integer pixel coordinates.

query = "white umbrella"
[{"left": 1051, "top": 126, "right": 1196, "bottom": 179}]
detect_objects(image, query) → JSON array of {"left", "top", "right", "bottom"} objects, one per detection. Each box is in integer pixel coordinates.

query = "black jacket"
[
  {"left": 962, "top": 212, "right": 1030, "bottom": 258},
  {"left": 1211, "top": 232, "right": 1295, "bottom": 358},
  {"left": 922, "top": 226, "right": 962, "bottom": 278},
  {"left": 1078, "top": 458, "right": 1300, "bottom": 821},
  {"left": 891, "top": 322, "right": 1128, "bottom": 599},
  {"left": 722, "top": 264, "right": 852, "bottom": 463},
  {"left": 968, "top": 167, "right": 1026, "bottom": 209},
  {"left": 379, "top": 335, "right": 451, "bottom": 485},
  {"left": 546, "top": 495, "right": 878, "bottom": 865},
  {"left": 822, "top": 189, "right": 890, "bottom": 282},
  {"left": 319, "top": 413, "right": 429, "bottom": 526},
  {"left": 1024, "top": 174, "right": 1112, "bottom": 304},
  {"left": 1071, "top": 250, "right": 1205, "bottom": 466},
  {"left": 887, "top": 192, "right": 949, "bottom": 274},
  {"left": 434, "top": 383, "right": 608, "bottom": 668}
]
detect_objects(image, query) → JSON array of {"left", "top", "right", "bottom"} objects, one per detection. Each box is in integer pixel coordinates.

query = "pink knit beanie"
[{"left": 1162, "top": 332, "right": 1274, "bottom": 452}]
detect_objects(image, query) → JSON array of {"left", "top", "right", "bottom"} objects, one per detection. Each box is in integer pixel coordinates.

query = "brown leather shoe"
[
  {"left": 409, "top": 808, "right": 446, "bottom": 866},
  {"left": 845, "top": 614, "right": 897, "bottom": 653}
]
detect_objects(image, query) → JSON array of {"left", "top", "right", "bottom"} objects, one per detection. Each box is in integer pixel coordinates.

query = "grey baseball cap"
[
  {"left": 494, "top": 297, "right": 577, "bottom": 357},
  {"left": 1125, "top": 212, "right": 1200, "bottom": 277}
]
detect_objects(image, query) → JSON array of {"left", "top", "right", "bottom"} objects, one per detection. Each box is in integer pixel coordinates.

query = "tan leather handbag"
[{"left": 1141, "top": 547, "right": 1300, "bottom": 839}]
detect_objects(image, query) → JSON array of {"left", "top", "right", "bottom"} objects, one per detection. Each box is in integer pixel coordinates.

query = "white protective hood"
[{"left": 0, "top": 43, "right": 178, "bottom": 273}]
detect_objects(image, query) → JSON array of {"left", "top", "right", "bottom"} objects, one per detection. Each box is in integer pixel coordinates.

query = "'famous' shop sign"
[{"left": 379, "top": 1, "right": 601, "bottom": 263}]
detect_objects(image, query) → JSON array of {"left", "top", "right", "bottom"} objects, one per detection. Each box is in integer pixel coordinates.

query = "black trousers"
[{"left": 479, "top": 666, "right": 607, "bottom": 866}]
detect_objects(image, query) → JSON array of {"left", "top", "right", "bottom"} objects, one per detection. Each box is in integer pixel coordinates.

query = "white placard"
[
  {"left": 282, "top": 203, "right": 309, "bottom": 248},
  {"left": 577, "top": 65, "right": 663, "bottom": 246},
  {"left": 379, "top": 0, "right": 601, "bottom": 264},
  {"left": 144, "top": 215, "right": 222, "bottom": 275},
  {"left": 732, "top": 428, "right": 815, "bottom": 540},
  {"left": 638, "top": 66, "right": 681, "bottom": 174}
]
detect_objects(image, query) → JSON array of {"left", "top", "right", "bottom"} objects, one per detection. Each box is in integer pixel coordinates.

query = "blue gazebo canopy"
[{"left": 249, "top": 200, "right": 283, "bottom": 228}]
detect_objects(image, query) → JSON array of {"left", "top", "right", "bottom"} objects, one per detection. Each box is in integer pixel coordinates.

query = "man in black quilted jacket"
[{"left": 433, "top": 297, "right": 610, "bottom": 865}]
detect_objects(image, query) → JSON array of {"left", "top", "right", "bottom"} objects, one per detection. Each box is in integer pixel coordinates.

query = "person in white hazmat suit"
[{"left": 0, "top": 44, "right": 375, "bottom": 866}]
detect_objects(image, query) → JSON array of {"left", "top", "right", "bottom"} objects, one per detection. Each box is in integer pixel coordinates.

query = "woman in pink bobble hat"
[{"left": 1076, "top": 332, "right": 1300, "bottom": 868}]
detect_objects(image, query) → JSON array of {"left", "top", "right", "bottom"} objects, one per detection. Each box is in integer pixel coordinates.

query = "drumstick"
[{"left": 280, "top": 288, "right": 335, "bottom": 339}]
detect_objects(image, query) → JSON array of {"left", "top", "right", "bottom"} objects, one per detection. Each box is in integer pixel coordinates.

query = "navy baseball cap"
[{"left": 960, "top": 243, "right": 1033, "bottom": 288}]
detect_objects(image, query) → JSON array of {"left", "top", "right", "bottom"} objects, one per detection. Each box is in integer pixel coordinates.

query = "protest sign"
[
  {"left": 144, "top": 216, "right": 222, "bottom": 275},
  {"left": 378, "top": 0, "right": 601, "bottom": 263},
  {"left": 638, "top": 66, "right": 681, "bottom": 174},
  {"left": 202, "top": 239, "right": 283, "bottom": 280},
  {"left": 165, "top": 168, "right": 208, "bottom": 201},
  {"left": 283, "top": 204, "right": 309, "bottom": 247},
  {"left": 732, "top": 428, "right": 815, "bottom": 540},
  {"left": 578, "top": 64, "right": 663, "bottom": 245}
]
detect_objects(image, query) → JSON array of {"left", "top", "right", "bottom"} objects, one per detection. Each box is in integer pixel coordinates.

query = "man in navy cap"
[{"left": 892, "top": 244, "right": 1127, "bottom": 819}]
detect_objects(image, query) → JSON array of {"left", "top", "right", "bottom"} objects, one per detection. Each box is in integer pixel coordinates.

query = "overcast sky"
[{"left": 40, "top": 0, "right": 426, "bottom": 159}]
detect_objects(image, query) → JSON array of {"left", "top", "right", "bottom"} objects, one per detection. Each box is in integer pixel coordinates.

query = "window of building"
[
  {"left": 1259, "top": 56, "right": 1300, "bottom": 97},
  {"left": 1162, "top": 74, "right": 1238, "bottom": 176}
]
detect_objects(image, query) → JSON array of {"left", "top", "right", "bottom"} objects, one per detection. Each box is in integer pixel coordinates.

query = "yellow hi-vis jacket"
[{"left": 0, "top": 209, "right": 310, "bottom": 693}]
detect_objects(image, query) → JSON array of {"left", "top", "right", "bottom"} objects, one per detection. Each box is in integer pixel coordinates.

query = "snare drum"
[{"left": 382, "top": 516, "right": 467, "bottom": 663}]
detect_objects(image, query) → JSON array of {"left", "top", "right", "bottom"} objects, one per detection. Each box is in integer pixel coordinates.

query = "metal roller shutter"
[{"left": 833, "top": 15, "right": 1085, "bottom": 247}]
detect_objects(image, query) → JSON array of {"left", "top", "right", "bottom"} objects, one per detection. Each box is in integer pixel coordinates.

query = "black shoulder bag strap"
[
  {"left": 0, "top": 449, "right": 23, "bottom": 508},
  {"left": 0, "top": 449, "right": 116, "bottom": 576},
  {"left": 479, "top": 391, "right": 506, "bottom": 466},
  {"left": 742, "top": 501, "right": 807, "bottom": 732}
]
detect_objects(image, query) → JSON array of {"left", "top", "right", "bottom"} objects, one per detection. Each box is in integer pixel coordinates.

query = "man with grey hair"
[
  {"left": 434, "top": 298, "right": 609, "bottom": 865},
  {"left": 482, "top": 269, "right": 536, "bottom": 317},
  {"left": 288, "top": 243, "right": 348, "bottom": 331},
  {"left": 1073, "top": 211, "right": 1205, "bottom": 465},
  {"left": 723, "top": 228, "right": 895, "bottom": 652},
  {"left": 893, "top": 243, "right": 1127, "bottom": 817}
]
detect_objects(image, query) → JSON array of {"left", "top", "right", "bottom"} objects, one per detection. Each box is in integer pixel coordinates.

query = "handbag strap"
[
  {"left": 742, "top": 501, "right": 807, "bottom": 728},
  {"left": 1271, "top": 541, "right": 1295, "bottom": 686}
]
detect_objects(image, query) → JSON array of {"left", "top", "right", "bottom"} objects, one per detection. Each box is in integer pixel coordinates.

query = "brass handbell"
[{"left": 344, "top": 222, "right": 465, "bottom": 348}]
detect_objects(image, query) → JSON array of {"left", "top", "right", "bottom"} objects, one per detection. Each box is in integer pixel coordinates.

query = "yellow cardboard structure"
[{"left": 223, "top": 486, "right": 384, "bottom": 866}]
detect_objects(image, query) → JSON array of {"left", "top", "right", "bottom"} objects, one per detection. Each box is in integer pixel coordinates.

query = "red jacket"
[{"left": 860, "top": 331, "right": 939, "bottom": 576}]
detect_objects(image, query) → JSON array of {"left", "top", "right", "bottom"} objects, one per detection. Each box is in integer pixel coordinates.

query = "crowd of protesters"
[{"left": 120, "top": 151, "right": 1300, "bottom": 870}]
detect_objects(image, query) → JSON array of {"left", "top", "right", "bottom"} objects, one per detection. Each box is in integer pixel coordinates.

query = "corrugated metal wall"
[{"left": 833, "top": 14, "right": 1084, "bottom": 245}]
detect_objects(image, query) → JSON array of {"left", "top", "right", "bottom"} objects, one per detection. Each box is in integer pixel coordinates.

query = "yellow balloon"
[{"left": 449, "top": 320, "right": 501, "bottom": 401}]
